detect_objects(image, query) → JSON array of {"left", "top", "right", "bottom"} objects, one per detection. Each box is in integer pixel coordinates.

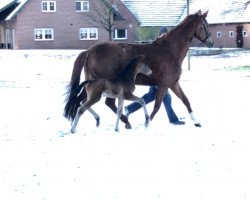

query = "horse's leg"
[
  {"left": 105, "top": 98, "right": 132, "bottom": 129},
  {"left": 88, "top": 108, "right": 100, "bottom": 127},
  {"left": 125, "top": 94, "right": 150, "bottom": 127},
  {"left": 150, "top": 86, "right": 166, "bottom": 120},
  {"left": 170, "top": 82, "right": 201, "bottom": 127},
  {"left": 115, "top": 98, "right": 124, "bottom": 132}
]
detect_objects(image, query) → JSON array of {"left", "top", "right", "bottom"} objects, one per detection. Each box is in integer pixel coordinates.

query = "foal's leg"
[
  {"left": 79, "top": 100, "right": 100, "bottom": 127},
  {"left": 114, "top": 98, "right": 124, "bottom": 132},
  {"left": 126, "top": 94, "right": 150, "bottom": 127},
  {"left": 71, "top": 96, "right": 101, "bottom": 133},
  {"left": 105, "top": 98, "right": 132, "bottom": 129},
  {"left": 88, "top": 108, "right": 100, "bottom": 127},
  {"left": 71, "top": 101, "right": 92, "bottom": 133},
  {"left": 170, "top": 82, "right": 201, "bottom": 127}
]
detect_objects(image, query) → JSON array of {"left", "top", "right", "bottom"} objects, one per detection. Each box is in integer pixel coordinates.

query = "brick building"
[{"left": 0, "top": 0, "right": 138, "bottom": 49}]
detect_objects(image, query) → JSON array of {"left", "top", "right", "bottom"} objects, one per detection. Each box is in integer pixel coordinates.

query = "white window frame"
[
  {"left": 34, "top": 28, "right": 54, "bottom": 41},
  {"left": 76, "top": 1, "right": 89, "bottom": 12},
  {"left": 80, "top": 28, "right": 98, "bottom": 40},
  {"left": 113, "top": 29, "right": 127, "bottom": 40},
  {"left": 242, "top": 31, "right": 247, "bottom": 37},
  {"left": 229, "top": 31, "right": 234, "bottom": 37},
  {"left": 216, "top": 31, "right": 222, "bottom": 38},
  {"left": 41, "top": 1, "right": 56, "bottom": 12}
]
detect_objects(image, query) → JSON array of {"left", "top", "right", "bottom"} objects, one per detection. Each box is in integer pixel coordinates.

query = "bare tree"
[
  {"left": 224, "top": 0, "right": 250, "bottom": 14},
  {"left": 87, "top": 0, "right": 124, "bottom": 41}
]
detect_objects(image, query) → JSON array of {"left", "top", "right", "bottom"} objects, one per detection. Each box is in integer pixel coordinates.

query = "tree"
[
  {"left": 224, "top": 0, "right": 250, "bottom": 13},
  {"left": 87, "top": 0, "right": 124, "bottom": 41}
]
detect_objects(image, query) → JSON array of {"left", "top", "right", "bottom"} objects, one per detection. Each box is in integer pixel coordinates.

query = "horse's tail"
[{"left": 64, "top": 51, "right": 89, "bottom": 120}]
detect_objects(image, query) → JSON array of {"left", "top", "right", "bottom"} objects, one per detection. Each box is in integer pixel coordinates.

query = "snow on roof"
[
  {"left": 0, "top": 0, "right": 16, "bottom": 12},
  {"left": 5, "top": 0, "right": 30, "bottom": 20},
  {"left": 122, "top": 0, "right": 250, "bottom": 26},
  {"left": 180, "top": 0, "right": 250, "bottom": 24},
  {"left": 122, "top": 0, "right": 187, "bottom": 26}
]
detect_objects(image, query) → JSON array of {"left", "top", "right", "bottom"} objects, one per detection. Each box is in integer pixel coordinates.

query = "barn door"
[{"left": 236, "top": 25, "right": 243, "bottom": 48}]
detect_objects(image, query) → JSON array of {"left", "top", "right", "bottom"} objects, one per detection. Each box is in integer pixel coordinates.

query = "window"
[
  {"left": 229, "top": 31, "right": 234, "bottom": 37},
  {"left": 216, "top": 31, "right": 222, "bottom": 38},
  {"left": 41, "top": 1, "right": 56, "bottom": 12},
  {"left": 80, "top": 28, "right": 98, "bottom": 40},
  {"left": 243, "top": 31, "right": 247, "bottom": 37},
  {"left": 76, "top": 1, "right": 89, "bottom": 12},
  {"left": 34, "top": 29, "right": 54, "bottom": 40},
  {"left": 113, "top": 29, "right": 127, "bottom": 40}
]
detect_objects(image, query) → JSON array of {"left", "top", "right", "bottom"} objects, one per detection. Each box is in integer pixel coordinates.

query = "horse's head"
[
  {"left": 194, "top": 10, "right": 214, "bottom": 48},
  {"left": 136, "top": 55, "right": 152, "bottom": 77}
]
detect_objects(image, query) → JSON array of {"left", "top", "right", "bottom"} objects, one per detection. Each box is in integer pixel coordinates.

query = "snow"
[{"left": 0, "top": 49, "right": 250, "bottom": 200}]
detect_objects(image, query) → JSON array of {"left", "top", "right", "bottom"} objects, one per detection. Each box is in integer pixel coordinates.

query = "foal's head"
[
  {"left": 194, "top": 10, "right": 214, "bottom": 48},
  {"left": 136, "top": 55, "right": 152, "bottom": 77}
]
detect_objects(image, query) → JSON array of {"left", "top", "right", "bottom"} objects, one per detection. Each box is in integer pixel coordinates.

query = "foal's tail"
[
  {"left": 64, "top": 51, "right": 89, "bottom": 120},
  {"left": 64, "top": 80, "right": 93, "bottom": 121}
]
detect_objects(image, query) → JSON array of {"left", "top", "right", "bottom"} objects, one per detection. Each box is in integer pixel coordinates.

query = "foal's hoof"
[
  {"left": 194, "top": 123, "right": 202, "bottom": 127},
  {"left": 96, "top": 118, "right": 100, "bottom": 127},
  {"left": 145, "top": 118, "right": 150, "bottom": 127},
  {"left": 125, "top": 123, "right": 132, "bottom": 129}
]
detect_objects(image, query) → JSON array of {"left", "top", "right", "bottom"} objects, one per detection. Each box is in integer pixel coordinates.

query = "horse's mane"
[{"left": 153, "top": 13, "right": 199, "bottom": 43}]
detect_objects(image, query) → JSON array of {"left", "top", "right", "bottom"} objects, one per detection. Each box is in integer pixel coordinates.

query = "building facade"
[
  {"left": 0, "top": 0, "right": 138, "bottom": 49},
  {"left": 191, "top": 22, "right": 250, "bottom": 48}
]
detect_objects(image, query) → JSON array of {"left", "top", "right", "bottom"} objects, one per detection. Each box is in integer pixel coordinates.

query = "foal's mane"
[{"left": 118, "top": 56, "right": 142, "bottom": 77}]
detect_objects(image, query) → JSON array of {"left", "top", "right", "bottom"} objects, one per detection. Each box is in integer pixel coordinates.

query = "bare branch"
[
  {"left": 86, "top": 0, "right": 117, "bottom": 41},
  {"left": 223, "top": 0, "right": 250, "bottom": 14}
]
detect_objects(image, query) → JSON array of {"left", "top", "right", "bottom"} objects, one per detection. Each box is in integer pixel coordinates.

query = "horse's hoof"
[
  {"left": 194, "top": 123, "right": 202, "bottom": 127},
  {"left": 125, "top": 123, "right": 132, "bottom": 129},
  {"left": 115, "top": 128, "right": 119, "bottom": 132},
  {"left": 71, "top": 129, "right": 76, "bottom": 134}
]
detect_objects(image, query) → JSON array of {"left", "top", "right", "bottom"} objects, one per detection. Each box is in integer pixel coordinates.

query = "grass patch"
[{"left": 223, "top": 66, "right": 250, "bottom": 71}]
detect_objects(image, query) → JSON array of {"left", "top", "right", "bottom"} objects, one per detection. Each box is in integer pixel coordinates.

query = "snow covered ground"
[{"left": 0, "top": 49, "right": 250, "bottom": 200}]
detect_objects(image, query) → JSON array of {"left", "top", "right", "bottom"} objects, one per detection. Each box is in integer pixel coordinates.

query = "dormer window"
[{"left": 42, "top": 1, "right": 56, "bottom": 12}]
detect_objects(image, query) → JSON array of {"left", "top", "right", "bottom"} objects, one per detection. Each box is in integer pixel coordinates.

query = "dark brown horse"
[
  {"left": 64, "top": 10, "right": 214, "bottom": 129},
  {"left": 70, "top": 55, "right": 152, "bottom": 133}
]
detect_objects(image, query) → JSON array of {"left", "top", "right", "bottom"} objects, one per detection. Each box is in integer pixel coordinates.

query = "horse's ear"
[
  {"left": 203, "top": 10, "right": 209, "bottom": 17},
  {"left": 197, "top": 9, "right": 202, "bottom": 16}
]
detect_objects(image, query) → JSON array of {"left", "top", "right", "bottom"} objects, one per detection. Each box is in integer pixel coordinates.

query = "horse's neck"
[{"left": 158, "top": 18, "right": 199, "bottom": 61}]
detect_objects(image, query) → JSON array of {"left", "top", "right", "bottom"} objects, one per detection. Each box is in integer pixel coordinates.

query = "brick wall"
[
  {"left": 5, "top": 0, "right": 138, "bottom": 49},
  {"left": 191, "top": 22, "right": 250, "bottom": 48}
]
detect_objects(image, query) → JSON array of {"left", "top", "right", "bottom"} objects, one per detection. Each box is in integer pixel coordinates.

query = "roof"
[
  {"left": 180, "top": 0, "right": 250, "bottom": 24},
  {"left": 0, "top": 0, "right": 20, "bottom": 21},
  {"left": 0, "top": 0, "right": 16, "bottom": 12},
  {"left": 5, "top": 0, "right": 30, "bottom": 20},
  {"left": 122, "top": 0, "right": 250, "bottom": 26},
  {"left": 121, "top": 0, "right": 188, "bottom": 26}
]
